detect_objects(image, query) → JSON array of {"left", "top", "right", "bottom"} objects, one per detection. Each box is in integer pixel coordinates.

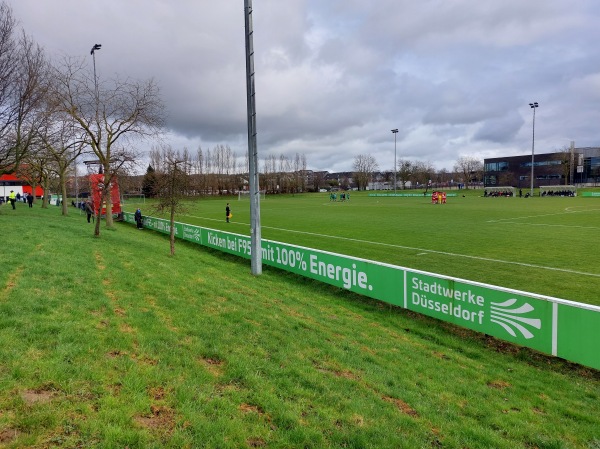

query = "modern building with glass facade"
[{"left": 484, "top": 147, "right": 600, "bottom": 188}]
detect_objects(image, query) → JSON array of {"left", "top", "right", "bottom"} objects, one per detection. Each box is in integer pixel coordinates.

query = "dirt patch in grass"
[
  {"left": 487, "top": 380, "right": 511, "bottom": 389},
  {"left": 239, "top": 403, "right": 265, "bottom": 414},
  {"left": 148, "top": 386, "right": 167, "bottom": 401},
  {"left": 247, "top": 436, "right": 267, "bottom": 447},
  {"left": 21, "top": 389, "right": 54, "bottom": 405},
  {"left": 107, "top": 383, "right": 122, "bottom": 396},
  {"left": 200, "top": 357, "right": 225, "bottom": 376},
  {"left": 0, "top": 428, "right": 21, "bottom": 444},
  {"left": 214, "top": 382, "right": 243, "bottom": 396},
  {"left": 333, "top": 369, "right": 359, "bottom": 380},
  {"left": 107, "top": 350, "right": 127, "bottom": 358},
  {"left": 131, "top": 354, "right": 159, "bottom": 365},
  {"left": 90, "top": 307, "right": 106, "bottom": 317},
  {"left": 120, "top": 323, "right": 135, "bottom": 333},
  {"left": 94, "top": 253, "right": 105, "bottom": 271},
  {"left": 351, "top": 414, "right": 365, "bottom": 427},
  {"left": 135, "top": 405, "right": 176, "bottom": 432},
  {"left": 313, "top": 360, "right": 360, "bottom": 381},
  {"left": 0, "top": 266, "right": 23, "bottom": 300},
  {"left": 239, "top": 403, "right": 276, "bottom": 430},
  {"left": 382, "top": 395, "right": 419, "bottom": 417}
]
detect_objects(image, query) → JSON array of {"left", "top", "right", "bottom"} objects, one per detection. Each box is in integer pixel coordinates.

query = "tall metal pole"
[
  {"left": 391, "top": 129, "right": 398, "bottom": 194},
  {"left": 529, "top": 102, "right": 538, "bottom": 197},
  {"left": 244, "top": 0, "right": 262, "bottom": 275},
  {"left": 91, "top": 44, "right": 101, "bottom": 102}
]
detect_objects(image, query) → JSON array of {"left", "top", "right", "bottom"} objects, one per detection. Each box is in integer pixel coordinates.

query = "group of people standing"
[
  {"left": 431, "top": 191, "right": 447, "bottom": 204},
  {"left": 329, "top": 191, "right": 350, "bottom": 202},
  {"left": 4, "top": 190, "right": 34, "bottom": 209}
]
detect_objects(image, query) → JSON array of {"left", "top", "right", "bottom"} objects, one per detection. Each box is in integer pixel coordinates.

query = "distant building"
[
  {"left": 484, "top": 147, "right": 600, "bottom": 188},
  {"left": 0, "top": 172, "right": 44, "bottom": 199}
]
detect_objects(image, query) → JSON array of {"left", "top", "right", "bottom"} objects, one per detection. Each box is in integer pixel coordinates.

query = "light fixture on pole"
[
  {"left": 529, "top": 102, "right": 539, "bottom": 197},
  {"left": 391, "top": 129, "right": 398, "bottom": 195}
]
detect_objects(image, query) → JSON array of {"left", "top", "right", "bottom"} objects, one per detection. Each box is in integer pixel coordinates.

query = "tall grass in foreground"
[{"left": 0, "top": 204, "right": 598, "bottom": 448}]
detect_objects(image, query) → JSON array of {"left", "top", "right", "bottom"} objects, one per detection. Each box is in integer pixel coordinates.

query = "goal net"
[
  {"left": 122, "top": 194, "right": 146, "bottom": 204},
  {"left": 238, "top": 190, "right": 266, "bottom": 201}
]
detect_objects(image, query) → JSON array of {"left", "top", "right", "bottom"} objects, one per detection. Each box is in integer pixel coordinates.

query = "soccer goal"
[
  {"left": 122, "top": 194, "right": 146, "bottom": 204},
  {"left": 484, "top": 187, "right": 515, "bottom": 197},
  {"left": 238, "top": 190, "right": 266, "bottom": 201}
]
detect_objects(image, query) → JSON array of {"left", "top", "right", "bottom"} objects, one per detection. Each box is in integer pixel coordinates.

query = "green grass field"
[
  {"left": 124, "top": 189, "right": 600, "bottom": 306},
  {"left": 0, "top": 194, "right": 599, "bottom": 449}
]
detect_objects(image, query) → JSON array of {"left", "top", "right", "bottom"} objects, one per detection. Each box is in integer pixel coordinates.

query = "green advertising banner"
[
  {"left": 121, "top": 212, "right": 600, "bottom": 370},
  {"left": 406, "top": 272, "right": 554, "bottom": 354},
  {"left": 556, "top": 302, "right": 600, "bottom": 368},
  {"left": 581, "top": 192, "right": 600, "bottom": 197},
  {"left": 197, "top": 227, "right": 404, "bottom": 305}
]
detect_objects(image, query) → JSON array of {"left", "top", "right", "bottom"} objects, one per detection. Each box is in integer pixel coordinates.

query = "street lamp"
[
  {"left": 391, "top": 129, "right": 398, "bottom": 195},
  {"left": 90, "top": 44, "right": 101, "bottom": 99},
  {"left": 529, "top": 102, "right": 538, "bottom": 197}
]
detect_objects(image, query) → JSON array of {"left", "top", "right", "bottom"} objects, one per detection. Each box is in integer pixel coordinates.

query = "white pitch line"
[
  {"left": 183, "top": 214, "right": 600, "bottom": 279},
  {"left": 487, "top": 206, "right": 600, "bottom": 223},
  {"left": 495, "top": 222, "right": 600, "bottom": 230}
]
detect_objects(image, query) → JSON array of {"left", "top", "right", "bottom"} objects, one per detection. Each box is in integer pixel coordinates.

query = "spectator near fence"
[{"left": 134, "top": 208, "right": 143, "bottom": 229}]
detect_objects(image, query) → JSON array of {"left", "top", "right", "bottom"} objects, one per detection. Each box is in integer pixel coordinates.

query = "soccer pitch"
[{"left": 126, "top": 190, "right": 600, "bottom": 306}]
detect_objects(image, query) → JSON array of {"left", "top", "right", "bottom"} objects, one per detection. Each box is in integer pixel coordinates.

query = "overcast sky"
[{"left": 10, "top": 0, "right": 600, "bottom": 173}]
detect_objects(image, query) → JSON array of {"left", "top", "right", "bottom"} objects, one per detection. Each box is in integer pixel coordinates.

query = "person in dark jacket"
[
  {"left": 134, "top": 208, "right": 143, "bottom": 229},
  {"left": 85, "top": 200, "right": 94, "bottom": 223}
]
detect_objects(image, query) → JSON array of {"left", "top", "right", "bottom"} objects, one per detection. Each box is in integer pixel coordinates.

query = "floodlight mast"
[
  {"left": 244, "top": 0, "right": 262, "bottom": 275},
  {"left": 529, "top": 102, "right": 539, "bottom": 197},
  {"left": 90, "top": 44, "right": 101, "bottom": 101},
  {"left": 391, "top": 129, "right": 398, "bottom": 194}
]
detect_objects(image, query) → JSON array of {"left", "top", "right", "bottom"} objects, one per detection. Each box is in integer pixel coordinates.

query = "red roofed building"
[{"left": 0, "top": 172, "right": 44, "bottom": 200}]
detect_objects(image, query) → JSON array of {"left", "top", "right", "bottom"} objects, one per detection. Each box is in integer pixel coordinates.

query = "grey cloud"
[{"left": 9, "top": 0, "right": 600, "bottom": 172}]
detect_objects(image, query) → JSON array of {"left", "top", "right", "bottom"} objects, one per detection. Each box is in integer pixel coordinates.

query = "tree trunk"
[
  {"left": 41, "top": 178, "right": 49, "bottom": 208},
  {"left": 60, "top": 170, "right": 69, "bottom": 216},
  {"left": 169, "top": 206, "right": 176, "bottom": 256},
  {"left": 104, "top": 170, "right": 114, "bottom": 228}
]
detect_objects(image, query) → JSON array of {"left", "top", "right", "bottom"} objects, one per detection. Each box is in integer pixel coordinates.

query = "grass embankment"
[{"left": 0, "top": 203, "right": 599, "bottom": 448}]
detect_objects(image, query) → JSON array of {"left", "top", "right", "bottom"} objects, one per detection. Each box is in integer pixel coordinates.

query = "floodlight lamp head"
[
  {"left": 391, "top": 129, "right": 398, "bottom": 133},
  {"left": 529, "top": 102, "right": 539, "bottom": 108},
  {"left": 90, "top": 44, "right": 101, "bottom": 55}
]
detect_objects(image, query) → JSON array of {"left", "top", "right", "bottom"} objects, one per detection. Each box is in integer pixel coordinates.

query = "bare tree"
[
  {"left": 263, "top": 153, "right": 277, "bottom": 193},
  {"left": 19, "top": 147, "right": 55, "bottom": 208},
  {"left": 453, "top": 156, "right": 483, "bottom": 189},
  {"left": 412, "top": 161, "right": 436, "bottom": 192},
  {"left": 49, "top": 56, "right": 165, "bottom": 233},
  {"left": 555, "top": 145, "right": 574, "bottom": 185},
  {"left": 37, "top": 118, "right": 86, "bottom": 215},
  {"left": 152, "top": 146, "right": 190, "bottom": 256},
  {"left": 396, "top": 159, "right": 414, "bottom": 189},
  {"left": 0, "top": 4, "right": 48, "bottom": 177},
  {"left": 353, "top": 154, "right": 379, "bottom": 190},
  {"left": 313, "top": 171, "right": 326, "bottom": 191}
]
